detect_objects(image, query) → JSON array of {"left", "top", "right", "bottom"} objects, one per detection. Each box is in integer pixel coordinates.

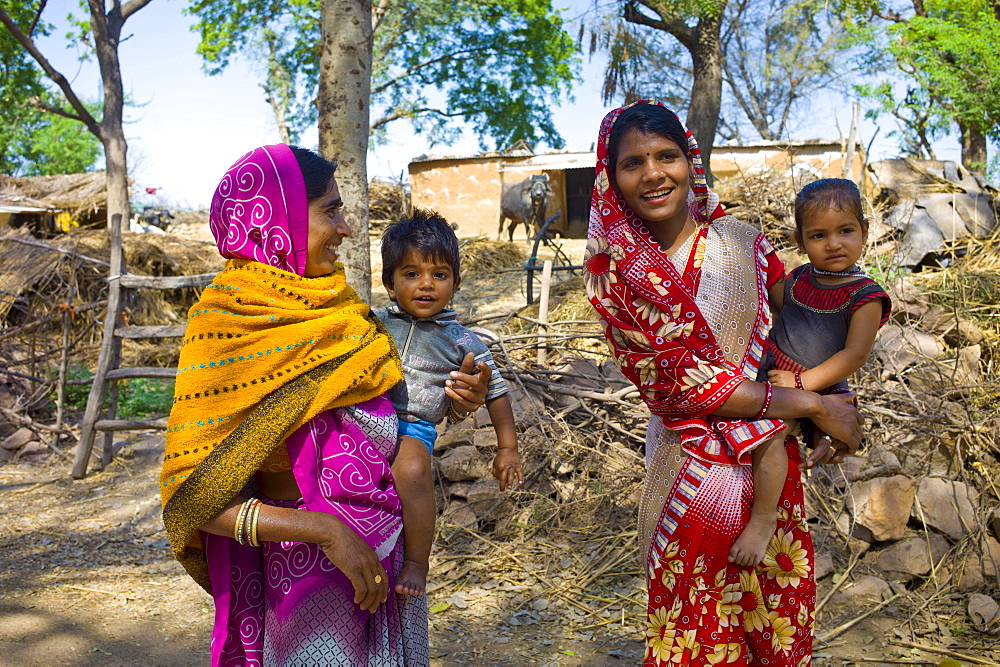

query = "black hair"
[
  {"left": 289, "top": 145, "right": 338, "bottom": 201},
  {"left": 793, "top": 178, "right": 868, "bottom": 248},
  {"left": 381, "top": 208, "right": 461, "bottom": 289},
  {"left": 607, "top": 103, "right": 689, "bottom": 173}
]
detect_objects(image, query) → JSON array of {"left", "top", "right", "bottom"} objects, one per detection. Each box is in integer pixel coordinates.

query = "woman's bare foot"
[
  {"left": 394, "top": 559, "right": 428, "bottom": 596},
  {"left": 729, "top": 514, "right": 777, "bottom": 566}
]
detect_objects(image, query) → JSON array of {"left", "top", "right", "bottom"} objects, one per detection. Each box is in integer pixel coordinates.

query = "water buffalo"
[{"left": 497, "top": 174, "right": 554, "bottom": 242}]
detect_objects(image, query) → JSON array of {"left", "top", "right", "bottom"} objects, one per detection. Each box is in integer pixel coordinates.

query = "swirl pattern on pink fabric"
[{"left": 209, "top": 144, "right": 308, "bottom": 276}]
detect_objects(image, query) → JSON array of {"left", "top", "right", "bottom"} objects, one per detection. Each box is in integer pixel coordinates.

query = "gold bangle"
[
  {"left": 234, "top": 500, "right": 250, "bottom": 545},
  {"left": 249, "top": 499, "right": 262, "bottom": 547},
  {"left": 448, "top": 404, "right": 473, "bottom": 423}
]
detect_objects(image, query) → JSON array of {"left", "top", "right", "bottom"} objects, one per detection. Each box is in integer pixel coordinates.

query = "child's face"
[
  {"left": 383, "top": 250, "right": 460, "bottom": 318},
  {"left": 799, "top": 207, "right": 866, "bottom": 273}
]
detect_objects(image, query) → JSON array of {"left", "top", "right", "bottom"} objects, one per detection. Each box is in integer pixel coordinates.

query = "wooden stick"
[
  {"left": 536, "top": 259, "right": 553, "bottom": 369},
  {"left": 53, "top": 282, "right": 76, "bottom": 452},
  {"left": 889, "top": 640, "right": 1000, "bottom": 665},
  {"left": 1, "top": 236, "right": 109, "bottom": 266},
  {"left": 816, "top": 592, "right": 902, "bottom": 644},
  {"left": 815, "top": 550, "right": 861, "bottom": 616},
  {"left": 73, "top": 214, "right": 124, "bottom": 478}
]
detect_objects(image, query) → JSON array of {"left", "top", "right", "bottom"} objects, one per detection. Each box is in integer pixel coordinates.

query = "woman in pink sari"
[
  {"left": 584, "top": 101, "right": 862, "bottom": 665},
  {"left": 160, "top": 144, "right": 488, "bottom": 665}
]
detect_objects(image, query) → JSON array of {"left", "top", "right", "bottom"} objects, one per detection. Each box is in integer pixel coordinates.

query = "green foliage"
[
  {"left": 187, "top": 0, "right": 580, "bottom": 150},
  {"left": 847, "top": 0, "right": 1000, "bottom": 159},
  {"left": 0, "top": 4, "right": 101, "bottom": 176},
  {"left": 595, "top": 0, "right": 856, "bottom": 142},
  {"left": 12, "top": 94, "right": 102, "bottom": 176},
  {"left": 0, "top": 1, "right": 48, "bottom": 174},
  {"left": 61, "top": 366, "right": 174, "bottom": 419}
]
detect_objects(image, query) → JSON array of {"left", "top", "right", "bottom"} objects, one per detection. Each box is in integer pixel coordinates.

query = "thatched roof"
[{"left": 0, "top": 172, "right": 108, "bottom": 218}]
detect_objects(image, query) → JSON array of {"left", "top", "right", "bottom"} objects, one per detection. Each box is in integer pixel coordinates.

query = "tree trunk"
[
  {"left": 958, "top": 119, "right": 987, "bottom": 174},
  {"left": 89, "top": 0, "right": 130, "bottom": 237},
  {"left": 685, "top": 15, "right": 723, "bottom": 186},
  {"left": 317, "top": 0, "right": 373, "bottom": 304}
]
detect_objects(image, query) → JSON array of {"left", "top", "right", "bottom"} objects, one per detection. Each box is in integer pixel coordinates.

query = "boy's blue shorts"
[{"left": 397, "top": 418, "right": 437, "bottom": 454}]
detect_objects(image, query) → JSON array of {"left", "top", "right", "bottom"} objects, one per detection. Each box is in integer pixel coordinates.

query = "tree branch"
[
  {"left": 370, "top": 44, "right": 502, "bottom": 96},
  {"left": 625, "top": 0, "right": 694, "bottom": 50},
  {"left": 0, "top": 6, "right": 104, "bottom": 140},
  {"left": 121, "top": 0, "right": 155, "bottom": 22},
  {"left": 28, "top": 95, "right": 86, "bottom": 123},
  {"left": 28, "top": 0, "right": 47, "bottom": 37},
  {"left": 370, "top": 106, "right": 465, "bottom": 131}
]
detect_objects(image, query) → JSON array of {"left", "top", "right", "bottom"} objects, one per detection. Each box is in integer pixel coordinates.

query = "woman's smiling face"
[
  {"left": 304, "top": 176, "right": 351, "bottom": 278},
  {"left": 613, "top": 128, "right": 692, "bottom": 231}
]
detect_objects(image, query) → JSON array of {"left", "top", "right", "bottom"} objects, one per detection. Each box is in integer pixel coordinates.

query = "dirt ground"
[{"left": 1, "top": 235, "right": 998, "bottom": 665}]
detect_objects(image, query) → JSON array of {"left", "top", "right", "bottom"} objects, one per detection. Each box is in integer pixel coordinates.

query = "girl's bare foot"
[
  {"left": 729, "top": 514, "right": 777, "bottom": 566},
  {"left": 394, "top": 559, "right": 428, "bottom": 596}
]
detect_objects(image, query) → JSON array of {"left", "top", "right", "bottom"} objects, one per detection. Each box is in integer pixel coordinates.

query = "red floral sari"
[{"left": 585, "top": 100, "right": 815, "bottom": 665}]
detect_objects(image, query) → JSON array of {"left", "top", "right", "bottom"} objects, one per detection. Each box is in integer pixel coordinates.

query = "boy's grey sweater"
[{"left": 373, "top": 304, "right": 508, "bottom": 424}]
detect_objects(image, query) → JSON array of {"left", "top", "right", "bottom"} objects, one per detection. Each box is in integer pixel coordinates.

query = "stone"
[
  {"left": 437, "top": 427, "right": 476, "bottom": 452},
  {"left": 834, "top": 511, "right": 876, "bottom": 544},
  {"left": 814, "top": 551, "right": 835, "bottom": 580},
  {"left": 955, "top": 537, "right": 1000, "bottom": 591},
  {"left": 0, "top": 447, "right": 14, "bottom": 463},
  {"left": 876, "top": 532, "right": 950, "bottom": 582},
  {"left": 847, "top": 475, "right": 918, "bottom": 541},
  {"left": 911, "top": 477, "right": 978, "bottom": 541},
  {"left": 447, "top": 481, "right": 472, "bottom": 499},
  {"left": 443, "top": 500, "right": 478, "bottom": 528},
  {"left": 473, "top": 429, "right": 498, "bottom": 450},
  {"left": 829, "top": 575, "right": 892, "bottom": 608},
  {"left": 967, "top": 594, "right": 1000, "bottom": 632},
  {"left": 1, "top": 427, "right": 34, "bottom": 451},
  {"left": 437, "top": 445, "right": 490, "bottom": 482},
  {"left": 465, "top": 479, "right": 511, "bottom": 518},
  {"left": 989, "top": 508, "right": 1000, "bottom": 543},
  {"left": 601, "top": 360, "right": 632, "bottom": 389},
  {"left": 16, "top": 441, "right": 47, "bottom": 458},
  {"left": 554, "top": 357, "right": 603, "bottom": 390},
  {"left": 873, "top": 325, "right": 945, "bottom": 375}
]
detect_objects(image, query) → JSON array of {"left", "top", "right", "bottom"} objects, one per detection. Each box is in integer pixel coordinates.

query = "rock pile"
[{"left": 868, "top": 158, "right": 999, "bottom": 268}]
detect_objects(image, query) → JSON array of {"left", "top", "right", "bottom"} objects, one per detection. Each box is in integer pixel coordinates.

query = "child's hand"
[
  {"left": 767, "top": 369, "right": 797, "bottom": 388},
  {"left": 492, "top": 448, "right": 523, "bottom": 492}
]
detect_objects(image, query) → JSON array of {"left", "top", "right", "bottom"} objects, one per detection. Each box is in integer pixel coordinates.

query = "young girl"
[{"left": 729, "top": 178, "right": 891, "bottom": 566}]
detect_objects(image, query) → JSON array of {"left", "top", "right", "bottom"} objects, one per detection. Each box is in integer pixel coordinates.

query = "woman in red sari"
[{"left": 584, "top": 101, "right": 863, "bottom": 665}]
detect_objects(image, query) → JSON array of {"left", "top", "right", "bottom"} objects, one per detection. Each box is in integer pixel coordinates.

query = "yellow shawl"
[{"left": 160, "top": 258, "right": 402, "bottom": 589}]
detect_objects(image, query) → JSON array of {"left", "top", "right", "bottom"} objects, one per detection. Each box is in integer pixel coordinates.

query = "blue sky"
[{"left": 34, "top": 0, "right": 962, "bottom": 208}]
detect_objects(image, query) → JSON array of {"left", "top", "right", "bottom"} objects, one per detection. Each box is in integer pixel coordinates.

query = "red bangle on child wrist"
[
  {"left": 754, "top": 381, "right": 773, "bottom": 420},
  {"left": 794, "top": 372, "right": 804, "bottom": 390}
]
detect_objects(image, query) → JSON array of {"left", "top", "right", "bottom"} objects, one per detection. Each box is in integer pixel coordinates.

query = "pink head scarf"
[{"left": 209, "top": 144, "right": 309, "bottom": 276}]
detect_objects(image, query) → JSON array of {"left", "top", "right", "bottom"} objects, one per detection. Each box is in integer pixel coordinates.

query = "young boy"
[{"left": 374, "top": 209, "right": 522, "bottom": 596}]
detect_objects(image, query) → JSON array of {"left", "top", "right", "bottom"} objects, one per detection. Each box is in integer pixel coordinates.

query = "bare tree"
[{"left": 0, "top": 0, "right": 153, "bottom": 234}]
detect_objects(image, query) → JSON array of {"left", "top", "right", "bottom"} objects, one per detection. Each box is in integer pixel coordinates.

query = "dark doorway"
[{"left": 564, "top": 167, "right": 596, "bottom": 238}]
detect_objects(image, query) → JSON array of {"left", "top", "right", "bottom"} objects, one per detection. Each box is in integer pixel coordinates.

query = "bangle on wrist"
[
  {"left": 794, "top": 372, "right": 804, "bottom": 390},
  {"left": 448, "top": 404, "right": 473, "bottom": 423},
  {"left": 754, "top": 381, "right": 773, "bottom": 420}
]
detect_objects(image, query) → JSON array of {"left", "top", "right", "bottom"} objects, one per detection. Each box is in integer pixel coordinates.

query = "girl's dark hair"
[
  {"left": 381, "top": 208, "right": 461, "bottom": 288},
  {"left": 793, "top": 178, "right": 868, "bottom": 247},
  {"left": 607, "top": 103, "right": 689, "bottom": 172},
  {"left": 289, "top": 145, "right": 338, "bottom": 201}
]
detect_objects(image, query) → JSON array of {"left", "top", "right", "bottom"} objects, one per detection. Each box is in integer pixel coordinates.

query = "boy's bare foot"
[
  {"left": 728, "top": 514, "right": 777, "bottom": 566},
  {"left": 395, "top": 559, "right": 428, "bottom": 596}
]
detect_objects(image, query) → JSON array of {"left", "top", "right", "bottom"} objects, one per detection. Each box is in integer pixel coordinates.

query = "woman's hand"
[
  {"left": 317, "top": 514, "right": 388, "bottom": 613},
  {"left": 805, "top": 393, "right": 863, "bottom": 468},
  {"left": 445, "top": 352, "right": 491, "bottom": 414}
]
